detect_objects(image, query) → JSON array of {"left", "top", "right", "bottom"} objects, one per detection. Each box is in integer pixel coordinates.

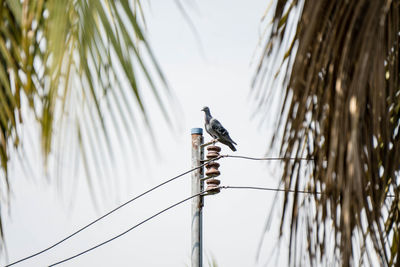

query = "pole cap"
[{"left": 191, "top": 128, "right": 203, "bottom": 135}]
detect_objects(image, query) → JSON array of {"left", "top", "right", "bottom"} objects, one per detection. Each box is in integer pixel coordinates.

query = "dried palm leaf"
[{"left": 255, "top": 0, "right": 400, "bottom": 266}]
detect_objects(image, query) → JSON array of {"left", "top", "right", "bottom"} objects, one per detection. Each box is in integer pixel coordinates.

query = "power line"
[
  {"left": 220, "top": 185, "right": 396, "bottom": 198},
  {"left": 221, "top": 155, "right": 313, "bottom": 161},
  {"left": 3, "top": 153, "right": 359, "bottom": 266},
  {"left": 48, "top": 190, "right": 210, "bottom": 267},
  {"left": 48, "top": 184, "right": 396, "bottom": 266},
  {"left": 5, "top": 158, "right": 220, "bottom": 267},
  {"left": 220, "top": 185, "right": 321, "bottom": 194}
]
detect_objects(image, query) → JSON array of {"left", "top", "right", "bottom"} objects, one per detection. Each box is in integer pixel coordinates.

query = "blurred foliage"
[
  {"left": 254, "top": 0, "right": 400, "bottom": 266},
  {"left": 0, "top": 0, "right": 172, "bottom": 248}
]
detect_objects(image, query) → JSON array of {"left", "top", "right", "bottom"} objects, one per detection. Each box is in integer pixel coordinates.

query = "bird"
[{"left": 201, "top": 106, "right": 237, "bottom": 151}]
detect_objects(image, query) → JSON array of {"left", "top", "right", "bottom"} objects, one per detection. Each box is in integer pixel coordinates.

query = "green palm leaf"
[{"left": 0, "top": 0, "right": 173, "bottom": 249}]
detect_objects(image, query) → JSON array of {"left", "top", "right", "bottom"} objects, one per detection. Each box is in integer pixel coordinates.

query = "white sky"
[{"left": 1, "top": 1, "right": 293, "bottom": 266}]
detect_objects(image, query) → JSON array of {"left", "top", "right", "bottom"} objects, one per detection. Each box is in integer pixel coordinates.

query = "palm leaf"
[
  {"left": 0, "top": 0, "right": 174, "bottom": 250},
  {"left": 255, "top": 0, "right": 400, "bottom": 266}
]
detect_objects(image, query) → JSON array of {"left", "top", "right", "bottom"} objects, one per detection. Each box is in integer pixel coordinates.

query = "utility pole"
[{"left": 191, "top": 128, "right": 204, "bottom": 267}]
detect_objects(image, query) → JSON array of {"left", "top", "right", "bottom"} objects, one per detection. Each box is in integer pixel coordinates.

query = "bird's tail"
[
  {"left": 228, "top": 143, "right": 237, "bottom": 151},
  {"left": 228, "top": 137, "right": 237, "bottom": 145}
]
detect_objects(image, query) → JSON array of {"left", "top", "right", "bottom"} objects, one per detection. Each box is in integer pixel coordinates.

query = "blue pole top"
[{"left": 191, "top": 128, "right": 203, "bottom": 135}]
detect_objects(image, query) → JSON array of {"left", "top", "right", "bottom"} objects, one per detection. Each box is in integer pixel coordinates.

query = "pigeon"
[{"left": 201, "top": 106, "right": 237, "bottom": 151}]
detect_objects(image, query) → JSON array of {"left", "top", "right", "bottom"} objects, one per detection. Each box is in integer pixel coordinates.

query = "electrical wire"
[
  {"left": 4, "top": 152, "right": 376, "bottom": 266},
  {"left": 48, "top": 190, "right": 209, "bottom": 267},
  {"left": 46, "top": 184, "right": 398, "bottom": 266},
  {"left": 47, "top": 183, "right": 396, "bottom": 266},
  {"left": 220, "top": 185, "right": 322, "bottom": 194},
  {"left": 5, "top": 158, "right": 220, "bottom": 267},
  {"left": 220, "top": 185, "right": 396, "bottom": 198},
  {"left": 221, "top": 155, "right": 313, "bottom": 161}
]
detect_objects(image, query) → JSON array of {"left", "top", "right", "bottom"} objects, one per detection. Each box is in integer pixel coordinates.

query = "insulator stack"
[{"left": 205, "top": 145, "right": 221, "bottom": 194}]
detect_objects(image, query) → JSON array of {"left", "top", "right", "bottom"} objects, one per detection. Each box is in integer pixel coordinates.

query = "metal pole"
[{"left": 191, "top": 128, "right": 204, "bottom": 267}]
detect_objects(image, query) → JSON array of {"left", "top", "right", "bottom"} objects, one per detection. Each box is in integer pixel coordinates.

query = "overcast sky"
[{"left": 1, "top": 1, "right": 292, "bottom": 266}]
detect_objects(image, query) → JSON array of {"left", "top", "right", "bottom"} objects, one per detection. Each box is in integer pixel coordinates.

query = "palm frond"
[
  {"left": 0, "top": 0, "right": 174, "bottom": 250},
  {"left": 255, "top": 0, "right": 400, "bottom": 266}
]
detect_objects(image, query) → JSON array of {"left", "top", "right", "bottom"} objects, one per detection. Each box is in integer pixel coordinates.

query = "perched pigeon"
[{"left": 201, "top": 106, "right": 237, "bottom": 151}]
